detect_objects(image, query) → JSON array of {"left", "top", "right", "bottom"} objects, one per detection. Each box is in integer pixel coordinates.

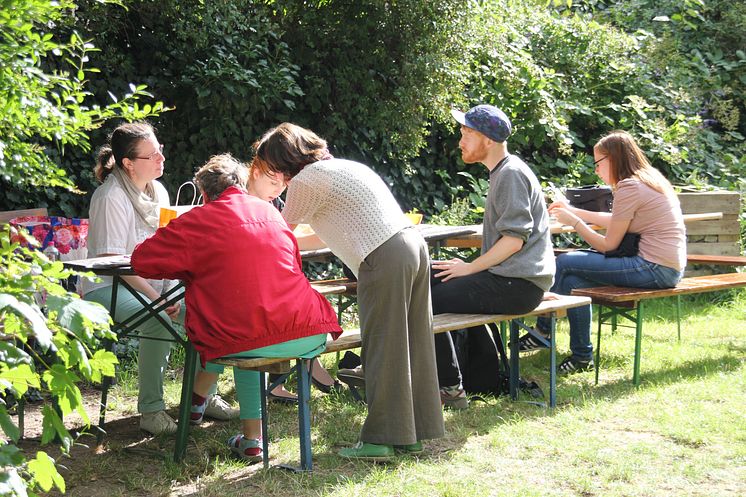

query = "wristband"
[{"left": 573, "top": 220, "right": 581, "bottom": 229}]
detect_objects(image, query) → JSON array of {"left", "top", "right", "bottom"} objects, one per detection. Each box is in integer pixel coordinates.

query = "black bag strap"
[{"left": 488, "top": 322, "right": 510, "bottom": 377}]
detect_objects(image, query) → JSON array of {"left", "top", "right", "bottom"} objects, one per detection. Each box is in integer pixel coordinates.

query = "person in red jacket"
[{"left": 131, "top": 154, "right": 342, "bottom": 462}]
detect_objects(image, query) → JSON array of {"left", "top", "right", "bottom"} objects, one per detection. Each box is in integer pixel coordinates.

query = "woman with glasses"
[
  {"left": 83, "top": 122, "right": 236, "bottom": 435},
  {"left": 516, "top": 130, "right": 686, "bottom": 374}
]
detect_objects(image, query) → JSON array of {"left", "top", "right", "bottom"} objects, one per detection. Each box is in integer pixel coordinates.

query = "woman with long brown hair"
[
  {"left": 253, "top": 123, "right": 444, "bottom": 461},
  {"left": 516, "top": 130, "right": 686, "bottom": 373}
]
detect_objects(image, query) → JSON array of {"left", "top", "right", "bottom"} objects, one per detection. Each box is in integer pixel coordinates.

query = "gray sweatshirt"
[{"left": 482, "top": 155, "right": 556, "bottom": 291}]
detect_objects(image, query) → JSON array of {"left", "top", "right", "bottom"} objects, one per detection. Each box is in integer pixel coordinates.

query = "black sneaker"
[
  {"left": 558, "top": 356, "right": 594, "bottom": 375},
  {"left": 512, "top": 330, "right": 550, "bottom": 353}
]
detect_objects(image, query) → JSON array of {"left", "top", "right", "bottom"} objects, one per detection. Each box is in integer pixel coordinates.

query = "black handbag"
[
  {"left": 604, "top": 233, "right": 641, "bottom": 258},
  {"left": 566, "top": 185, "right": 613, "bottom": 212}
]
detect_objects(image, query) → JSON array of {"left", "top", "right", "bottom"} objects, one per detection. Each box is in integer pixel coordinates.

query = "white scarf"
[{"left": 112, "top": 167, "right": 161, "bottom": 229}]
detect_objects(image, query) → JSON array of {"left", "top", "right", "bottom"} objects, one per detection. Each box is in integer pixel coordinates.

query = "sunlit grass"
[{"left": 50, "top": 290, "right": 746, "bottom": 496}]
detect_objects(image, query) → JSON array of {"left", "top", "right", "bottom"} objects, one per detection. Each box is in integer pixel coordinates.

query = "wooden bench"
[
  {"left": 571, "top": 272, "right": 746, "bottom": 386},
  {"left": 214, "top": 294, "right": 591, "bottom": 471}
]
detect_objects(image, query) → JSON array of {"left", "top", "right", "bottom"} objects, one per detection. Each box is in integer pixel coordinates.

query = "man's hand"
[
  {"left": 431, "top": 258, "right": 474, "bottom": 282},
  {"left": 542, "top": 291, "right": 561, "bottom": 301}
]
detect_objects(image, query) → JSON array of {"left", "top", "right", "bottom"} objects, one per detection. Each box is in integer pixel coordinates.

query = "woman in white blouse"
[{"left": 84, "top": 122, "right": 236, "bottom": 435}]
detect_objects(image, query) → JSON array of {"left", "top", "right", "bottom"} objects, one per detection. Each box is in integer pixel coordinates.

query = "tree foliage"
[
  {"left": 0, "top": 0, "right": 164, "bottom": 196},
  {"left": 0, "top": 0, "right": 743, "bottom": 222},
  {"left": 0, "top": 229, "right": 118, "bottom": 496}
]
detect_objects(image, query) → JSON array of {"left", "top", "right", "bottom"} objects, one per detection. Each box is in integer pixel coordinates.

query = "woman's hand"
[
  {"left": 548, "top": 199, "right": 571, "bottom": 212},
  {"left": 551, "top": 207, "right": 580, "bottom": 228},
  {"left": 431, "top": 258, "right": 474, "bottom": 282},
  {"left": 165, "top": 301, "right": 181, "bottom": 321}
]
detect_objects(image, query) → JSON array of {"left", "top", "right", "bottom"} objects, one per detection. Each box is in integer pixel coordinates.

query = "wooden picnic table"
[
  {"left": 300, "top": 223, "right": 478, "bottom": 259},
  {"left": 440, "top": 212, "right": 725, "bottom": 249}
]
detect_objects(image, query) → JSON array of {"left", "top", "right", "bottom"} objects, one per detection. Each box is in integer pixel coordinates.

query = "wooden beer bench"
[
  {"left": 572, "top": 272, "right": 746, "bottom": 386},
  {"left": 214, "top": 292, "right": 591, "bottom": 471}
]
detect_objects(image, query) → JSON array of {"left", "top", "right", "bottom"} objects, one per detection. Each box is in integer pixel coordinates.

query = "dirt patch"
[{"left": 13, "top": 386, "right": 190, "bottom": 497}]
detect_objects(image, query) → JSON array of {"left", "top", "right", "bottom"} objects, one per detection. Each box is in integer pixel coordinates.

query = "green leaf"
[
  {"left": 27, "top": 451, "right": 65, "bottom": 493},
  {"left": 46, "top": 294, "right": 111, "bottom": 337},
  {"left": 0, "top": 342, "right": 33, "bottom": 369},
  {"left": 40, "top": 405, "right": 73, "bottom": 452},
  {"left": 0, "top": 294, "right": 52, "bottom": 350},
  {"left": 0, "top": 443, "right": 24, "bottom": 468},
  {"left": 0, "top": 364, "right": 40, "bottom": 396},
  {"left": 0, "top": 405, "right": 21, "bottom": 442},
  {"left": 89, "top": 349, "right": 118, "bottom": 383},
  {"left": 0, "top": 467, "right": 28, "bottom": 497}
]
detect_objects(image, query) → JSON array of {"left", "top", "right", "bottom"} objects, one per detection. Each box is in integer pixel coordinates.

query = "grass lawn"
[{"left": 39, "top": 290, "right": 746, "bottom": 497}]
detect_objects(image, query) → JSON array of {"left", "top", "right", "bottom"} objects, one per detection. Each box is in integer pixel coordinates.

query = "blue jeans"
[{"left": 536, "top": 251, "right": 683, "bottom": 361}]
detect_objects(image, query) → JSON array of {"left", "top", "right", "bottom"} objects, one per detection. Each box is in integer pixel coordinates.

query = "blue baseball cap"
[{"left": 451, "top": 105, "right": 512, "bottom": 143}]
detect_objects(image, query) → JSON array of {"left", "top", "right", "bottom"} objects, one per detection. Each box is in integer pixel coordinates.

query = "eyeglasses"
[
  {"left": 132, "top": 144, "right": 164, "bottom": 161},
  {"left": 593, "top": 155, "right": 607, "bottom": 166}
]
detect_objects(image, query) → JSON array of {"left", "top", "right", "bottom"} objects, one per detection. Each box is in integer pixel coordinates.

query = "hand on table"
[
  {"left": 542, "top": 291, "right": 561, "bottom": 301},
  {"left": 431, "top": 258, "right": 474, "bottom": 282}
]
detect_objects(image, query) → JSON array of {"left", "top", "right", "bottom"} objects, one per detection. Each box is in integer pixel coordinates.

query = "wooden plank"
[
  {"left": 572, "top": 272, "right": 746, "bottom": 303},
  {"left": 678, "top": 191, "right": 741, "bottom": 215},
  {"left": 213, "top": 357, "right": 292, "bottom": 371},
  {"left": 218, "top": 295, "right": 592, "bottom": 369},
  {"left": 442, "top": 238, "right": 481, "bottom": 248},
  {"left": 686, "top": 254, "right": 746, "bottom": 266},
  {"left": 0, "top": 208, "right": 48, "bottom": 224},
  {"left": 310, "top": 279, "right": 357, "bottom": 296},
  {"left": 555, "top": 249, "right": 746, "bottom": 266},
  {"left": 682, "top": 212, "right": 723, "bottom": 223},
  {"left": 686, "top": 242, "right": 742, "bottom": 256},
  {"left": 684, "top": 217, "right": 740, "bottom": 235}
]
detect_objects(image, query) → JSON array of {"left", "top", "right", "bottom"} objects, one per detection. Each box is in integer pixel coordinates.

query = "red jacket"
[{"left": 131, "top": 186, "right": 341, "bottom": 363}]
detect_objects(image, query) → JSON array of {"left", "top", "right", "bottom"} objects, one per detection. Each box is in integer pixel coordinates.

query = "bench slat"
[
  {"left": 0, "top": 208, "right": 49, "bottom": 224},
  {"left": 310, "top": 278, "right": 357, "bottom": 296},
  {"left": 572, "top": 272, "right": 746, "bottom": 303},
  {"left": 217, "top": 295, "right": 591, "bottom": 370}
]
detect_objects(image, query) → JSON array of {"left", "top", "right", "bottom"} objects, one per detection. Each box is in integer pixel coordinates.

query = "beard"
[{"left": 460, "top": 146, "right": 487, "bottom": 164}]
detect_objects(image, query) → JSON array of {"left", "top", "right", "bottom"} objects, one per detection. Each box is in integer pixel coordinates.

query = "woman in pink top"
[{"left": 517, "top": 130, "right": 686, "bottom": 373}]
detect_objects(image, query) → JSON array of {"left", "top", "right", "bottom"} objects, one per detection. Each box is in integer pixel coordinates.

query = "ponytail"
[
  {"left": 92, "top": 121, "right": 155, "bottom": 183},
  {"left": 94, "top": 145, "right": 116, "bottom": 183}
]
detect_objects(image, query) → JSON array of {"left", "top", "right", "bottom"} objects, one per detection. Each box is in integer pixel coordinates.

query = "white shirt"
[
  {"left": 82, "top": 174, "right": 170, "bottom": 295},
  {"left": 282, "top": 159, "right": 407, "bottom": 276}
]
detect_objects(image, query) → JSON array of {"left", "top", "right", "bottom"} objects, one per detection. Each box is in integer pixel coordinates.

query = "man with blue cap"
[{"left": 431, "top": 104, "right": 556, "bottom": 408}]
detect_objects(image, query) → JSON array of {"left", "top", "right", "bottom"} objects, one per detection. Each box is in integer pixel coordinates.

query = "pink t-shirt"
[{"left": 611, "top": 178, "right": 686, "bottom": 271}]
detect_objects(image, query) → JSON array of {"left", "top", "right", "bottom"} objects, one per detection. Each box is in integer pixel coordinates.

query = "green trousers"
[
  {"left": 204, "top": 334, "right": 327, "bottom": 419},
  {"left": 86, "top": 285, "right": 187, "bottom": 414}
]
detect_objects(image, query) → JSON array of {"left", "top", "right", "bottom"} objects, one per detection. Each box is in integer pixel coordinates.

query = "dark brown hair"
[
  {"left": 94, "top": 122, "right": 155, "bottom": 182},
  {"left": 252, "top": 123, "right": 329, "bottom": 179},
  {"left": 595, "top": 130, "right": 674, "bottom": 197}
]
